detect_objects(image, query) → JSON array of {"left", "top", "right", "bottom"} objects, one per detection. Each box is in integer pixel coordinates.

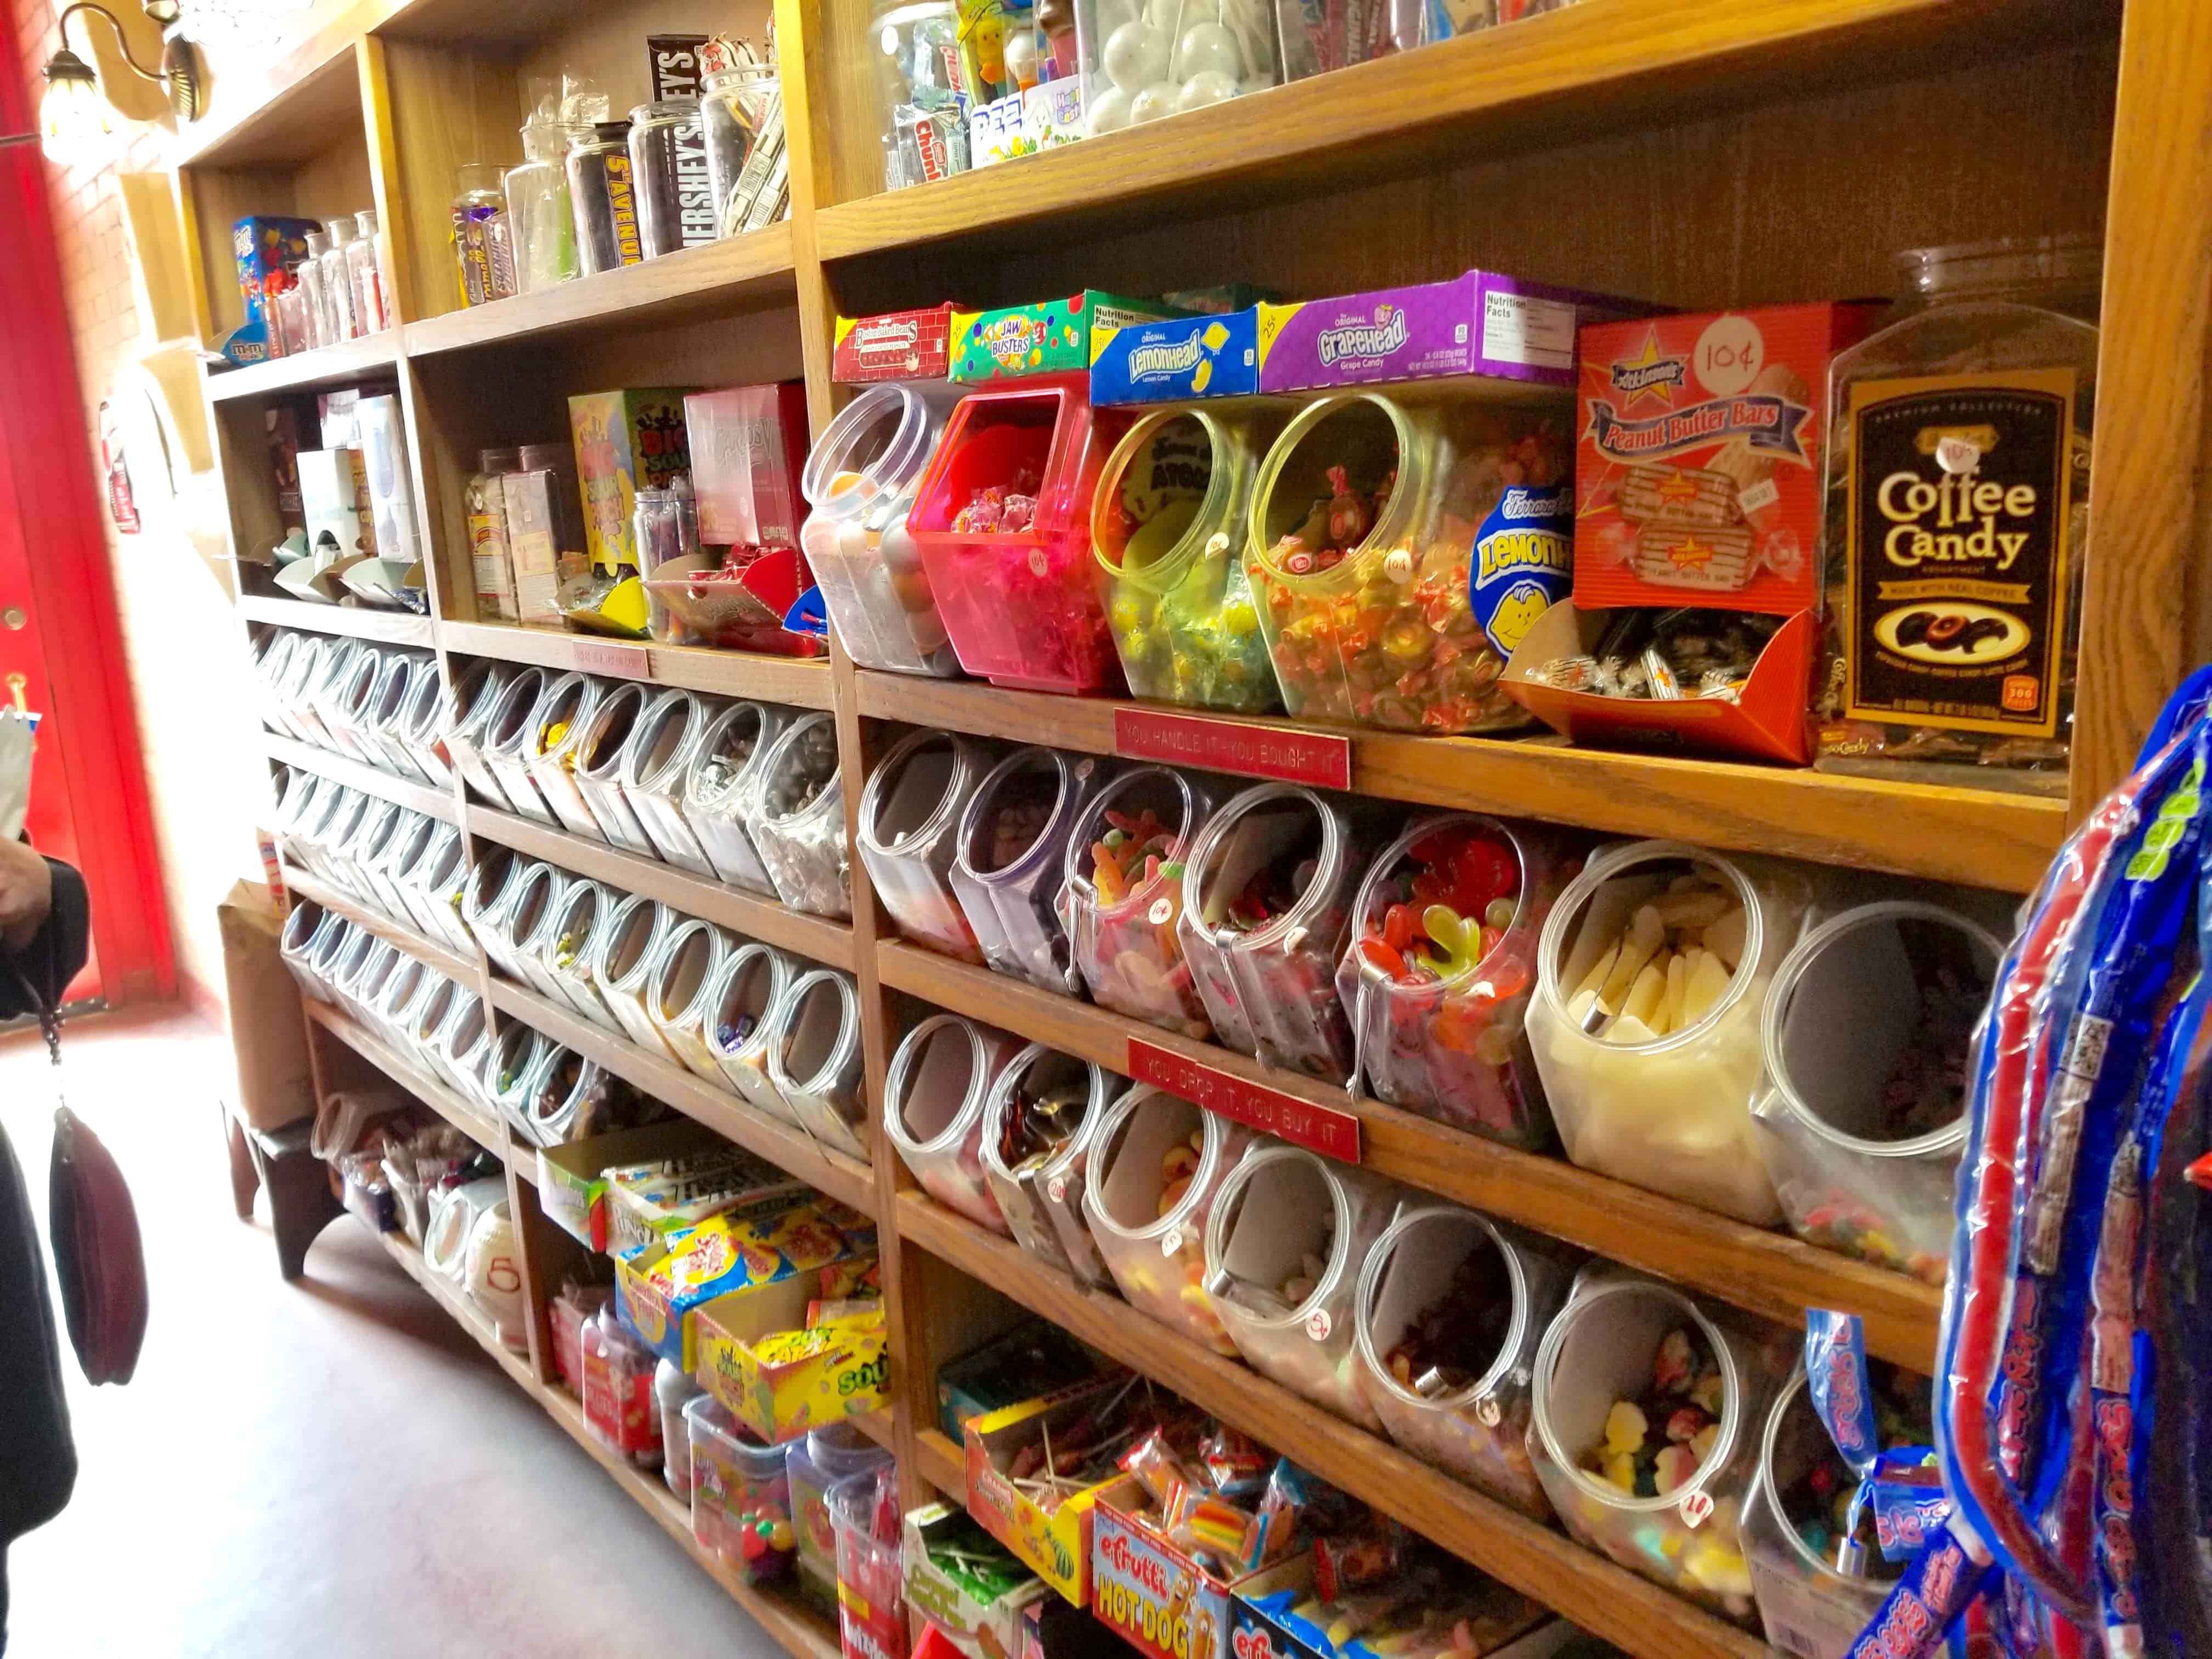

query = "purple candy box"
[{"left": 1254, "top": 270, "right": 1650, "bottom": 394}]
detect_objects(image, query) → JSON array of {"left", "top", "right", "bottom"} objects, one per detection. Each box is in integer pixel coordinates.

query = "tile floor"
[{"left": 0, "top": 1003, "right": 787, "bottom": 1659}]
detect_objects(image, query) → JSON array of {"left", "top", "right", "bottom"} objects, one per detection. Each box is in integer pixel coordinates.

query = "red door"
[{"left": 0, "top": 46, "right": 175, "bottom": 1007}]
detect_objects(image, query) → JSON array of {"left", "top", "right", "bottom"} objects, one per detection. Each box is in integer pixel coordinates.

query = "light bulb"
[{"left": 39, "top": 49, "right": 115, "bottom": 165}]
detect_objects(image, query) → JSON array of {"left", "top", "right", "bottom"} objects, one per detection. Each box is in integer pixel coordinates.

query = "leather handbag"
[{"left": 48, "top": 1106, "right": 147, "bottom": 1385}]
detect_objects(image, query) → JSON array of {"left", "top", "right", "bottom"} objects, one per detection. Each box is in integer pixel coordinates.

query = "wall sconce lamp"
[{"left": 38, "top": 2, "right": 203, "bottom": 161}]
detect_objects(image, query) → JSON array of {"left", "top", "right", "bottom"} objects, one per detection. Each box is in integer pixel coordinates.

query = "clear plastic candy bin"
[
  {"left": 787, "top": 1422, "right": 890, "bottom": 1612},
  {"left": 1750, "top": 901, "right": 1995, "bottom": 1283},
  {"left": 1352, "top": 1203, "right": 1576, "bottom": 1521},
  {"left": 951, "top": 746, "right": 1101, "bottom": 995},
  {"left": 1061, "top": 765, "right": 1218, "bottom": 1040},
  {"left": 1339, "top": 814, "right": 1567, "bottom": 1149},
  {"left": 1245, "top": 386, "right": 1568, "bottom": 733},
  {"left": 589, "top": 894, "right": 681, "bottom": 1059},
  {"left": 1080, "top": 1085, "right": 1252, "bottom": 1354},
  {"left": 683, "top": 701, "right": 787, "bottom": 895},
  {"left": 829, "top": 1468, "right": 907, "bottom": 1659},
  {"left": 687, "top": 1395, "right": 798, "bottom": 1585},
  {"left": 1527, "top": 1270, "right": 1788, "bottom": 1626},
  {"left": 768, "top": 969, "right": 868, "bottom": 1159},
  {"left": 1179, "top": 783, "right": 1368, "bottom": 1078},
  {"left": 1741, "top": 1370, "right": 1895, "bottom": 1659},
  {"left": 1093, "top": 403, "right": 1288, "bottom": 713},
  {"left": 1527, "top": 840, "right": 1819, "bottom": 1226},
  {"left": 906, "top": 372, "right": 1133, "bottom": 696},
  {"left": 541, "top": 877, "right": 619, "bottom": 1028},
  {"left": 707, "top": 943, "right": 801, "bottom": 1124},
  {"left": 882, "top": 1013, "right": 1024, "bottom": 1233},
  {"left": 1201, "top": 1142, "right": 1398, "bottom": 1426},
  {"left": 647, "top": 917, "right": 734, "bottom": 1083},
  {"left": 621, "top": 688, "right": 719, "bottom": 876},
  {"left": 522, "top": 671, "right": 610, "bottom": 839},
  {"left": 858, "top": 727, "right": 992, "bottom": 963},
  {"left": 800, "top": 381, "right": 963, "bottom": 677},
  {"left": 979, "top": 1044, "right": 1115, "bottom": 1288},
  {"left": 572, "top": 681, "right": 657, "bottom": 855},
  {"left": 744, "top": 713, "right": 850, "bottom": 919}
]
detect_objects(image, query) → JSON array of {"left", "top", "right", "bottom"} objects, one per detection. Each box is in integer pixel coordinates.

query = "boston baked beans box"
[{"left": 832, "top": 304, "right": 963, "bottom": 384}]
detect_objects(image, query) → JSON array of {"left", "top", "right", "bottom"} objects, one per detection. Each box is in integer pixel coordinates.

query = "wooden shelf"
[
  {"left": 466, "top": 805, "right": 857, "bottom": 973},
  {"left": 370, "top": 1222, "right": 538, "bottom": 1389},
  {"left": 264, "top": 732, "right": 460, "bottom": 823},
  {"left": 206, "top": 333, "right": 402, "bottom": 402},
  {"left": 404, "top": 225, "right": 796, "bottom": 357},
  {"left": 481, "top": 973, "right": 878, "bottom": 1217},
  {"left": 813, "top": 0, "right": 2102, "bottom": 262},
  {"left": 306, "top": 997, "right": 510, "bottom": 1157},
  {"left": 439, "top": 623, "right": 835, "bottom": 712},
  {"left": 879, "top": 940, "right": 1942, "bottom": 1371},
  {"left": 851, "top": 1406, "right": 899, "bottom": 1453},
  {"left": 285, "top": 865, "right": 483, "bottom": 986},
  {"left": 851, "top": 674, "right": 2063, "bottom": 894},
  {"left": 898, "top": 1192, "right": 1764, "bottom": 1659},
  {"left": 240, "top": 594, "right": 434, "bottom": 645},
  {"left": 913, "top": 1428, "right": 965, "bottom": 1502}
]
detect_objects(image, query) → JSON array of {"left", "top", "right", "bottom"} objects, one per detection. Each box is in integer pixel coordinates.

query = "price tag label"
[
  {"left": 1114, "top": 708, "right": 1352, "bottom": 791},
  {"left": 1127, "top": 1039, "right": 1362, "bottom": 1164},
  {"left": 571, "top": 639, "right": 644, "bottom": 677}
]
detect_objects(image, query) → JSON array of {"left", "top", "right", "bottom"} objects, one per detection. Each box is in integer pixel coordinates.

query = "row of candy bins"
[
  {"left": 1244, "top": 386, "right": 1570, "bottom": 735},
  {"left": 883, "top": 1013, "right": 1026, "bottom": 1229},
  {"left": 1351, "top": 1204, "right": 1577, "bottom": 1522},
  {"left": 256, "top": 634, "right": 448, "bottom": 782},
  {"left": 802, "top": 382, "right": 966, "bottom": 678},
  {"left": 907, "top": 373, "right": 1133, "bottom": 696},
  {"left": 860, "top": 729, "right": 994, "bottom": 962},
  {"left": 1200, "top": 1144, "right": 1398, "bottom": 1426},
  {"left": 978, "top": 1045, "right": 1118, "bottom": 1286},
  {"left": 1081, "top": 1085, "right": 1254, "bottom": 1353},
  {"left": 1338, "top": 813, "right": 1568, "bottom": 1150},
  {"left": 1093, "top": 403, "right": 1285, "bottom": 713}
]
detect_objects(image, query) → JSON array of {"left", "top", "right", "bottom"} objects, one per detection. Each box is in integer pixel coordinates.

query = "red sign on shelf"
[
  {"left": 1113, "top": 708, "right": 1352, "bottom": 791},
  {"left": 1127, "top": 1039, "right": 1362, "bottom": 1164},
  {"left": 572, "top": 639, "right": 645, "bottom": 676}
]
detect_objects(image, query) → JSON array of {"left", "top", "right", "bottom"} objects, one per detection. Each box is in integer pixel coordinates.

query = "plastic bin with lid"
[
  {"left": 582, "top": 1305, "right": 664, "bottom": 1468},
  {"left": 687, "top": 1395, "right": 798, "bottom": 1584},
  {"left": 1201, "top": 1141, "right": 1399, "bottom": 1425},
  {"left": 949, "top": 746, "right": 1099, "bottom": 995},
  {"left": 883, "top": 1013, "right": 1023, "bottom": 1231},
  {"left": 681, "top": 700, "right": 787, "bottom": 894},
  {"left": 307, "top": 640, "right": 370, "bottom": 755},
  {"left": 830, "top": 1466, "right": 908, "bottom": 1659},
  {"left": 306, "top": 916, "right": 359, "bottom": 1001},
  {"left": 858, "top": 727, "right": 991, "bottom": 963},
  {"left": 488, "top": 1024, "right": 553, "bottom": 1137},
  {"left": 339, "top": 938, "right": 400, "bottom": 1025},
  {"left": 398, "top": 655, "right": 454, "bottom": 787},
  {"left": 319, "top": 642, "right": 381, "bottom": 763},
  {"left": 1245, "top": 384, "right": 1570, "bottom": 733},
  {"left": 462, "top": 847, "right": 533, "bottom": 980},
  {"left": 1079, "top": 1085, "right": 1251, "bottom": 1354},
  {"left": 621, "top": 688, "right": 720, "bottom": 874},
  {"left": 1338, "top": 813, "right": 1568, "bottom": 1149},
  {"left": 1058, "top": 764, "right": 1217, "bottom": 1040},
  {"left": 255, "top": 633, "right": 302, "bottom": 738},
  {"left": 408, "top": 825, "right": 476, "bottom": 955},
  {"left": 766, "top": 968, "right": 868, "bottom": 1159},
  {"left": 280, "top": 902, "right": 339, "bottom": 1003},
  {"left": 1093, "top": 402, "right": 1291, "bottom": 712},
  {"left": 501, "top": 862, "right": 576, "bottom": 1004},
  {"left": 1527, "top": 840, "right": 1818, "bottom": 1226},
  {"left": 374, "top": 955, "right": 430, "bottom": 1048},
  {"left": 377, "top": 811, "right": 444, "bottom": 940},
  {"left": 1352, "top": 1202, "right": 1577, "bottom": 1520},
  {"left": 1750, "top": 900, "right": 1996, "bottom": 1283},
  {"left": 707, "top": 942, "right": 802, "bottom": 1124},
  {"left": 272, "top": 634, "right": 330, "bottom": 744},
  {"left": 314, "top": 788, "right": 374, "bottom": 896},
  {"left": 526, "top": 1046, "right": 627, "bottom": 1147},
  {"left": 589, "top": 895, "right": 682, "bottom": 1058},
  {"left": 787, "top": 1421, "right": 892, "bottom": 1611},
  {"left": 521, "top": 671, "right": 613, "bottom": 839},
  {"left": 540, "top": 877, "right": 620, "bottom": 1028},
  {"left": 408, "top": 976, "right": 461, "bottom": 1075},
  {"left": 348, "top": 800, "right": 413, "bottom": 920},
  {"left": 571, "top": 681, "right": 658, "bottom": 855},
  {"left": 443, "top": 659, "right": 520, "bottom": 810},
  {"left": 1177, "top": 782, "right": 1369, "bottom": 1079},
  {"left": 432, "top": 990, "right": 494, "bottom": 1101},
  {"left": 647, "top": 917, "right": 735, "bottom": 1082},
  {"left": 905, "top": 372, "right": 1132, "bottom": 695},
  {"left": 744, "top": 712, "right": 850, "bottom": 919},
  {"left": 481, "top": 667, "right": 561, "bottom": 823},
  {"left": 362, "top": 653, "right": 433, "bottom": 782},
  {"left": 801, "top": 380, "right": 964, "bottom": 676},
  {"left": 1526, "top": 1268, "right": 1788, "bottom": 1626},
  {"left": 979, "top": 1044, "right": 1116, "bottom": 1289}
]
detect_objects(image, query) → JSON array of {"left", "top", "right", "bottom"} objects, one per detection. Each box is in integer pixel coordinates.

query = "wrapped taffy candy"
[
  {"left": 1338, "top": 814, "right": 1569, "bottom": 1149},
  {"left": 1527, "top": 841, "right": 1817, "bottom": 1224},
  {"left": 1352, "top": 1204, "right": 1577, "bottom": 1521},
  {"left": 1245, "top": 388, "right": 1568, "bottom": 733},
  {"left": 1081, "top": 1086, "right": 1252, "bottom": 1354},
  {"left": 1527, "top": 1269, "right": 1790, "bottom": 1626},
  {"left": 1060, "top": 765, "right": 1220, "bottom": 1040},
  {"left": 1093, "top": 404, "right": 1289, "bottom": 713}
]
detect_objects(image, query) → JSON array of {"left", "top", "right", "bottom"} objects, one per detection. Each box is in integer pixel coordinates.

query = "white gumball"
[
  {"left": 1085, "top": 84, "right": 1133, "bottom": 135},
  {"left": 1175, "top": 69, "right": 1239, "bottom": 112},
  {"left": 1127, "top": 81, "right": 1177, "bottom": 123},
  {"left": 1003, "top": 31, "right": 1039, "bottom": 88},
  {"left": 1103, "top": 18, "right": 1170, "bottom": 93},
  {"left": 1173, "top": 20, "right": 1243, "bottom": 80}
]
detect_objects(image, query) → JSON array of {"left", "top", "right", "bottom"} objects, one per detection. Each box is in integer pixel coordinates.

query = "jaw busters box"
[{"left": 1573, "top": 303, "right": 1884, "bottom": 616}]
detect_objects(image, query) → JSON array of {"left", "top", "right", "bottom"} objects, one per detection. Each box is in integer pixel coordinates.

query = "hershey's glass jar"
[
  {"left": 698, "top": 41, "right": 781, "bottom": 239},
  {"left": 628, "top": 99, "right": 714, "bottom": 259}
]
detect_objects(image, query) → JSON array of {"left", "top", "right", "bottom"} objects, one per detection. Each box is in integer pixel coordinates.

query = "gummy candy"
[{"left": 1579, "top": 1324, "right": 1724, "bottom": 1499}]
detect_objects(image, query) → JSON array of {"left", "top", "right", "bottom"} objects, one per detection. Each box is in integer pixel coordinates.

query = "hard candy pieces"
[
  {"left": 1562, "top": 870, "right": 1745, "bottom": 1044},
  {"left": 1579, "top": 1323, "right": 1724, "bottom": 1499},
  {"left": 1157, "top": 1132, "right": 1203, "bottom": 1216}
]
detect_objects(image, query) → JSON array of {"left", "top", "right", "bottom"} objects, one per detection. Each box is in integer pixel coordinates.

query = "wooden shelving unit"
[
  {"left": 195, "top": 0, "right": 2212, "bottom": 1651},
  {"left": 264, "top": 733, "right": 458, "bottom": 823},
  {"left": 240, "top": 595, "right": 435, "bottom": 646}
]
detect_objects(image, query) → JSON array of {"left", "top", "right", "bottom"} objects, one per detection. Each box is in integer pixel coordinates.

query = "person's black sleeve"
[{"left": 0, "top": 858, "right": 88, "bottom": 1023}]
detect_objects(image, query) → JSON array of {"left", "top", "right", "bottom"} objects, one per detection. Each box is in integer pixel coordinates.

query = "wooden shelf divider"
[
  {"left": 465, "top": 805, "right": 857, "bottom": 973},
  {"left": 285, "top": 865, "right": 483, "bottom": 986},
  {"left": 879, "top": 939, "right": 1942, "bottom": 1372},
  {"left": 240, "top": 595, "right": 435, "bottom": 646},
  {"left": 439, "top": 623, "right": 836, "bottom": 711},
  {"left": 898, "top": 1192, "right": 1765, "bottom": 1659},
  {"left": 206, "top": 332, "right": 403, "bottom": 402},
  {"left": 264, "top": 732, "right": 460, "bottom": 824}
]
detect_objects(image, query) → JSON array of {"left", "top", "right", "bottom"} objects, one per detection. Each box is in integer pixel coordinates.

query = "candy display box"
[
  {"left": 935, "top": 1318, "right": 1103, "bottom": 1440},
  {"left": 614, "top": 1200, "right": 877, "bottom": 1369},
  {"left": 534, "top": 1116, "right": 725, "bottom": 1250},
  {"left": 1090, "top": 312, "right": 1261, "bottom": 405},
  {"left": 685, "top": 381, "right": 811, "bottom": 550},
  {"left": 834, "top": 303, "right": 962, "bottom": 384},
  {"left": 952, "top": 292, "right": 1189, "bottom": 385},
  {"left": 904, "top": 1503, "right": 1050, "bottom": 1659},
  {"left": 695, "top": 1296, "right": 889, "bottom": 1444},
  {"left": 604, "top": 1146, "right": 814, "bottom": 1257},
  {"left": 963, "top": 1378, "right": 1131, "bottom": 1604},
  {"left": 1089, "top": 1477, "right": 1272, "bottom": 1659},
  {"left": 568, "top": 388, "right": 696, "bottom": 571},
  {"left": 907, "top": 374, "right": 1135, "bottom": 695}
]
